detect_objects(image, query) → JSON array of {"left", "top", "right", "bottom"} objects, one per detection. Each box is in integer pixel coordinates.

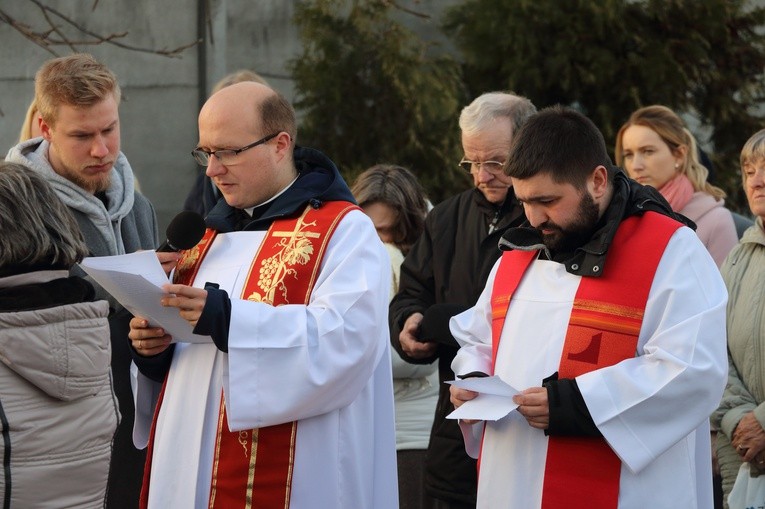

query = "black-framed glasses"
[
  {"left": 191, "top": 132, "right": 280, "bottom": 166},
  {"left": 458, "top": 158, "right": 507, "bottom": 175}
]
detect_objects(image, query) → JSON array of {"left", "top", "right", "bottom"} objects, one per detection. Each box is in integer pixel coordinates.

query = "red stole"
[
  {"left": 139, "top": 201, "right": 358, "bottom": 509},
  {"left": 489, "top": 212, "right": 681, "bottom": 509}
]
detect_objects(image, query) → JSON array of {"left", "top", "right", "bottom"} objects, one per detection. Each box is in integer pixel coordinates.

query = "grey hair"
[
  {"left": 0, "top": 161, "right": 88, "bottom": 273},
  {"left": 459, "top": 91, "right": 537, "bottom": 137},
  {"left": 741, "top": 128, "right": 765, "bottom": 169}
]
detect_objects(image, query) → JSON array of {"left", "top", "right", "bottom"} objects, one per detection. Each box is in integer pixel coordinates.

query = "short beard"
[
  {"left": 539, "top": 192, "right": 600, "bottom": 254},
  {"left": 64, "top": 168, "right": 112, "bottom": 194}
]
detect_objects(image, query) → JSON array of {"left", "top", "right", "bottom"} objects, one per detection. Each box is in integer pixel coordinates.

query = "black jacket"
[
  {"left": 133, "top": 146, "right": 355, "bottom": 380},
  {"left": 183, "top": 171, "right": 220, "bottom": 218},
  {"left": 389, "top": 186, "right": 525, "bottom": 504}
]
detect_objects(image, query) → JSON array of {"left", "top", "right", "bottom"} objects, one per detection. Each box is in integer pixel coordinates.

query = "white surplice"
[
  {"left": 131, "top": 210, "right": 398, "bottom": 508},
  {"left": 451, "top": 227, "right": 728, "bottom": 509}
]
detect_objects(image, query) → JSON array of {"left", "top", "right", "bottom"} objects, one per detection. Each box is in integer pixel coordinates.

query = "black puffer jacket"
[{"left": 389, "top": 187, "right": 525, "bottom": 505}]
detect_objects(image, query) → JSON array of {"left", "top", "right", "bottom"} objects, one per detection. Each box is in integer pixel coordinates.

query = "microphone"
[{"left": 157, "top": 211, "right": 206, "bottom": 252}]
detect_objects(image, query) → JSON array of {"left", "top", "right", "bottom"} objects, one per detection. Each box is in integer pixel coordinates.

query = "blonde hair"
[
  {"left": 18, "top": 99, "right": 41, "bottom": 143},
  {"left": 35, "top": 53, "right": 121, "bottom": 127},
  {"left": 615, "top": 105, "right": 725, "bottom": 200}
]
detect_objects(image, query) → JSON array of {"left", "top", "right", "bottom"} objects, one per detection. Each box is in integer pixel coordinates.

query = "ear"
[
  {"left": 272, "top": 131, "right": 292, "bottom": 163},
  {"left": 40, "top": 117, "right": 53, "bottom": 142},
  {"left": 588, "top": 165, "right": 609, "bottom": 199},
  {"left": 673, "top": 145, "right": 688, "bottom": 169}
]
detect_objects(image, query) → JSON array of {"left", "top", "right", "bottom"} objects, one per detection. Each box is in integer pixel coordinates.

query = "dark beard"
[{"left": 539, "top": 192, "right": 599, "bottom": 254}]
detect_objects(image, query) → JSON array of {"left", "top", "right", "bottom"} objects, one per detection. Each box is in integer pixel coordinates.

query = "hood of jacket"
[
  {"left": 0, "top": 271, "right": 111, "bottom": 401},
  {"left": 6, "top": 138, "right": 137, "bottom": 254},
  {"left": 499, "top": 169, "right": 695, "bottom": 277},
  {"left": 205, "top": 146, "right": 356, "bottom": 232}
]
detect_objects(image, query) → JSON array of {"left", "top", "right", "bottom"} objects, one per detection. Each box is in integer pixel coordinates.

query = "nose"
[
  {"left": 476, "top": 165, "right": 495, "bottom": 182},
  {"left": 628, "top": 153, "right": 644, "bottom": 173},
  {"left": 90, "top": 135, "right": 109, "bottom": 159},
  {"left": 205, "top": 155, "right": 225, "bottom": 177},
  {"left": 523, "top": 204, "right": 547, "bottom": 228}
]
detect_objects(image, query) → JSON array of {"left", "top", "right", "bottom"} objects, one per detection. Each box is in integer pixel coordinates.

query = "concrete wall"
[{"left": 0, "top": 0, "right": 457, "bottom": 232}]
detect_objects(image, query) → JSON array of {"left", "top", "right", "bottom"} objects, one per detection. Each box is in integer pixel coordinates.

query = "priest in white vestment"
[
  {"left": 449, "top": 106, "right": 728, "bottom": 509},
  {"left": 128, "top": 82, "right": 398, "bottom": 508}
]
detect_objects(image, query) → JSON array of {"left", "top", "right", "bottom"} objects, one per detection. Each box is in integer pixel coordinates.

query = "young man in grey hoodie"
[{"left": 5, "top": 53, "right": 177, "bottom": 509}]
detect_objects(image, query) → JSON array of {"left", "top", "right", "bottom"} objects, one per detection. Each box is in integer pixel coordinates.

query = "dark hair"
[
  {"left": 351, "top": 165, "right": 427, "bottom": 255},
  {"left": 0, "top": 161, "right": 88, "bottom": 275},
  {"left": 505, "top": 105, "right": 613, "bottom": 188}
]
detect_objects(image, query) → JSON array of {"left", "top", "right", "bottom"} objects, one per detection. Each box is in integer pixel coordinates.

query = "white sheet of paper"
[
  {"left": 445, "top": 376, "right": 520, "bottom": 421},
  {"left": 79, "top": 251, "right": 210, "bottom": 343}
]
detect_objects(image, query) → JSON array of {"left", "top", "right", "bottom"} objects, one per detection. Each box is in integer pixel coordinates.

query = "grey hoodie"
[
  {"left": 6, "top": 138, "right": 158, "bottom": 256},
  {"left": 5, "top": 138, "right": 159, "bottom": 507}
]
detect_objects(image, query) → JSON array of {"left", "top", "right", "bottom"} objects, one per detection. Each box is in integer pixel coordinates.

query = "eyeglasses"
[
  {"left": 458, "top": 159, "right": 507, "bottom": 175},
  {"left": 191, "top": 132, "right": 280, "bottom": 166}
]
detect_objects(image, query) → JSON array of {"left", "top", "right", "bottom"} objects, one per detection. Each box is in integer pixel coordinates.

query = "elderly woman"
[
  {"left": 615, "top": 105, "right": 738, "bottom": 266},
  {"left": 352, "top": 164, "right": 437, "bottom": 509},
  {"left": 0, "top": 161, "right": 117, "bottom": 506},
  {"left": 711, "top": 128, "right": 765, "bottom": 507}
]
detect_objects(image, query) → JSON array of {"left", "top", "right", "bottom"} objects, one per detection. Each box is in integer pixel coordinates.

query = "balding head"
[
  {"left": 201, "top": 82, "right": 272, "bottom": 137},
  {"left": 196, "top": 82, "right": 299, "bottom": 209},
  {"left": 201, "top": 82, "right": 296, "bottom": 144}
]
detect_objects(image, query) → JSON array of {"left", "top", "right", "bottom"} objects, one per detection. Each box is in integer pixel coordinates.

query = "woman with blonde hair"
[
  {"left": 352, "top": 164, "right": 436, "bottom": 509},
  {"left": 18, "top": 99, "right": 42, "bottom": 142},
  {"left": 615, "top": 105, "right": 738, "bottom": 266}
]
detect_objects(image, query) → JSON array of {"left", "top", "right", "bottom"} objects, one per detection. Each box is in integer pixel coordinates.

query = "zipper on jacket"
[{"left": 488, "top": 210, "right": 500, "bottom": 235}]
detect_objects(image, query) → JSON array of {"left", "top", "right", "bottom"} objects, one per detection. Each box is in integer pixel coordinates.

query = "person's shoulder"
[
  {"left": 131, "top": 190, "right": 155, "bottom": 212},
  {"left": 427, "top": 188, "right": 476, "bottom": 216}
]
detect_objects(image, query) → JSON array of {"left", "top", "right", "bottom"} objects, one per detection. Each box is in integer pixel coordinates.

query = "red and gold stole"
[
  {"left": 139, "top": 201, "right": 358, "bottom": 509},
  {"left": 489, "top": 211, "right": 681, "bottom": 509}
]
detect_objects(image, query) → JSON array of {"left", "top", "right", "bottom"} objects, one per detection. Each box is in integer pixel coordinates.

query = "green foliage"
[
  {"left": 443, "top": 0, "right": 765, "bottom": 212},
  {"left": 289, "top": 0, "right": 469, "bottom": 203}
]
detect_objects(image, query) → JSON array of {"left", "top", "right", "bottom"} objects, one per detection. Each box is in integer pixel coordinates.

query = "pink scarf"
[{"left": 659, "top": 173, "right": 694, "bottom": 212}]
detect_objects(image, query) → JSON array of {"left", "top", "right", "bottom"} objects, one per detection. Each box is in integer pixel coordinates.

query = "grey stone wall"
[{"left": 0, "top": 0, "right": 457, "bottom": 232}]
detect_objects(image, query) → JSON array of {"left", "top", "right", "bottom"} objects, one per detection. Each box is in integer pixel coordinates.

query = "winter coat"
[
  {"left": 680, "top": 192, "right": 738, "bottom": 267},
  {"left": 6, "top": 138, "right": 159, "bottom": 507},
  {"left": 712, "top": 218, "right": 765, "bottom": 507},
  {"left": 0, "top": 271, "right": 117, "bottom": 508},
  {"left": 389, "top": 187, "right": 525, "bottom": 504}
]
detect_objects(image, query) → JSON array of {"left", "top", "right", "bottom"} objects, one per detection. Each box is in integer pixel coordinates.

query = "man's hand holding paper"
[
  {"left": 447, "top": 375, "right": 520, "bottom": 422},
  {"left": 79, "top": 251, "right": 211, "bottom": 343}
]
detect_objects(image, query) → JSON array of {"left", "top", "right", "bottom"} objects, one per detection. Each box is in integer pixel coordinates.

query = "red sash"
[
  {"left": 489, "top": 212, "right": 681, "bottom": 509},
  {"left": 139, "top": 201, "right": 358, "bottom": 509}
]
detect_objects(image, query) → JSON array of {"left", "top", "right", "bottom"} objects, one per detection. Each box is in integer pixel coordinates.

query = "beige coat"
[
  {"left": 712, "top": 218, "right": 765, "bottom": 507},
  {"left": 0, "top": 272, "right": 118, "bottom": 508}
]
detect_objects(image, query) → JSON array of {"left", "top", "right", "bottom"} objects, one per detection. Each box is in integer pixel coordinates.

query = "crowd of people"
[{"left": 1, "top": 52, "right": 763, "bottom": 509}]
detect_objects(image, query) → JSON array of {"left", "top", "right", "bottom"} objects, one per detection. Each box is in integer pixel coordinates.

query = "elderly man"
[
  {"left": 128, "top": 82, "right": 397, "bottom": 508},
  {"left": 450, "top": 106, "right": 727, "bottom": 508},
  {"left": 5, "top": 53, "right": 165, "bottom": 508},
  {"left": 389, "top": 91, "right": 535, "bottom": 507}
]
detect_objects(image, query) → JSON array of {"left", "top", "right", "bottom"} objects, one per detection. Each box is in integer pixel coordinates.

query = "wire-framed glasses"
[
  {"left": 458, "top": 158, "right": 506, "bottom": 175},
  {"left": 191, "top": 132, "right": 280, "bottom": 166}
]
